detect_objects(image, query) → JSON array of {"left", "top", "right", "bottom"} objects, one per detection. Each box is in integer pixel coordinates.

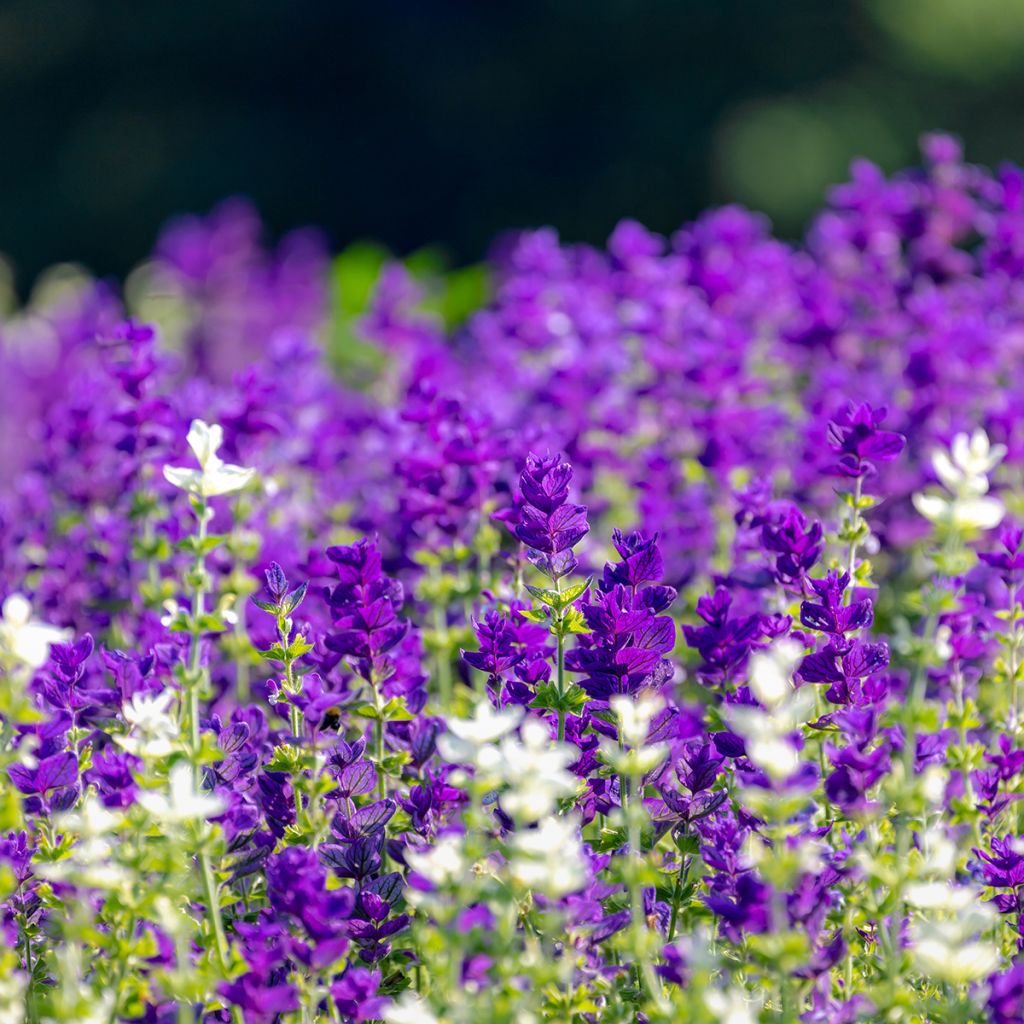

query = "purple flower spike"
[
  {"left": 827, "top": 401, "right": 905, "bottom": 478},
  {"left": 512, "top": 451, "right": 590, "bottom": 580}
]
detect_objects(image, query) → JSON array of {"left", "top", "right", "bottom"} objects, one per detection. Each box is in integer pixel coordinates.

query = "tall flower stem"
[
  {"left": 181, "top": 496, "right": 236, "bottom": 1014},
  {"left": 553, "top": 573, "right": 566, "bottom": 743},
  {"left": 845, "top": 474, "right": 864, "bottom": 601}
]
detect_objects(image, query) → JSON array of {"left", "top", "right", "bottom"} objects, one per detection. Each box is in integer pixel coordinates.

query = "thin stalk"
[
  {"left": 181, "top": 497, "right": 241, "bottom": 1024},
  {"left": 845, "top": 474, "right": 864, "bottom": 599},
  {"left": 554, "top": 574, "right": 566, "bottom": 743},
  {"left": 666, "top": 851, "right": 690, "bottom": 941}
]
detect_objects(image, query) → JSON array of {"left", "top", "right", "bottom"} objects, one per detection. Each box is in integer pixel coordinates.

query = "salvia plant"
[{"left": 9, "top": 135, "right": 1024, "bottom": 1022}]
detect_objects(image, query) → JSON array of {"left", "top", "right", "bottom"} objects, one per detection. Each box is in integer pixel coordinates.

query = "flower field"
[{"left": 5, "top": 135, "right": 1024, "bottom": 1022}]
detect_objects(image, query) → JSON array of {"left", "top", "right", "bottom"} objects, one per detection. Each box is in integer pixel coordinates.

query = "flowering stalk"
[{"left": 163, "top": 419, "right": 255, "bottom": 1006}]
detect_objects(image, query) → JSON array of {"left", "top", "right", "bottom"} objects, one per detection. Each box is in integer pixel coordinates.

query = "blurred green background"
[{"left": 2, "top": 0, "right": 1024, "bottom": 287}]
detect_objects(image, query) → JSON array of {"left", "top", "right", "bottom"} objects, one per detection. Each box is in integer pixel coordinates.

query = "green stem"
[
  {"left": 554, "top": 574, "right": 566, "bottom": 743},
  {"left": 845, "top": 474, "right": 863, "bottom": 602},
  {"left": 19, "top": 909, "right": 37, "bottom": 1024},
  {"left": 667, "top": 852, "right": 689, "bottom": 941},
  {"left": 432, "top": 600, "right": 453, "bottom": 709},
  {"left": 181, "top": 497, "right": 241, "bottom": 1024},
  {"left": 199, "top": 847, "right": 230, "bottom": 971}
]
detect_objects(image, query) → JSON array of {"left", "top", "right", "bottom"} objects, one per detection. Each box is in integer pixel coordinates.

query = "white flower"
[
  {"left": 498, "top": 718, "right": 579, "bottom": 823},
  {"left": 747, "top": 638, "right": 802, "bottom": 709},
  {"left": 910, "top": 901, "right": 998, "bottom": 984},
  {"left": 0, "top": 594, "right": 71, "bottom": 669},
  {"left": 912, "top": 492, "right": 1005, "bottom": 531},
  {"left": 932, "top": 429, "right": 1006, "bottom": 493},
  {"left": 404, "top": 832, "right": 467, "bottom": 887},
  {"left": 704, "top": 987, "right": 760, "bottom": 1024},
  {"left": 163, "top": 419, "right": 255, "bottom": 498},
  {"left": 509, "top": 814, "right": 587, "bottom": 897},
  {"left": 37, "top": 797, "right": 129, "bottom": 891},
  {"left": 59, "top": 795, "right": 122, "bottom": 838},
  {"left": 610, "top": 691, "right": 664, "bottom": 747},
  {"left": 116, "top": 689, "right": 180, "bottom": 759},
  {"left": 913, "top": 428, "right": 1006, "bottom": 531},
  {"left": 382, "top": 993, "right": 439, "bottom": 1024},
  {"left": 136, "top": 763, "right": 224, "bottom": 824},
  {"left": 605, "top": 692, "right": 670, "bottom": 775},
  {"left": 726, "top": 685, "right": 815, "bottom": 782},
  {"left": 905, "top": 882, "right": 975, "bottom": 912},
  {"left": 912, "top": 933, "right": 999, "bottom": 985},
  {"left": 0, "top": 969, "right": 26, "bottom": 1024},
  {"left": 437, "top": 702, "right": 523, "bottom": 763}
]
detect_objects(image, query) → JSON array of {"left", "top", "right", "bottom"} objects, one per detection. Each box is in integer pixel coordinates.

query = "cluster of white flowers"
[
  {"left": 897, "top": 821, "right": 999, "bottom": 984},
  {"left": 508, "top": 814, "right": 588, "bottom": 898},
  {"left": 0, "top": 593, "right": 70, "bottom": 670},
  {"left": 404, "top": 832, "right": 468, "bottom": 889},
  {"left": 605, "top": 691, "right": 670, "bottom": 775},
  {"left": 115, "top": 689, "right": 181, "bottom": 759},
  {"left": 382, "top": 992, "right": 440, "bottom": 1024},
  {"left": 0, "top": 965, "right": 27, "bottom": 1024},
  {"left": 727, "top": 640, "right": 814, "bottom": 781},
  {"left": 37, "top": 797, "right": 129, "bottom": 892},
  {"left": 423, "top": 701, "right": 590, "bottom": 903},
  {"left": 704, "top": 986, "right": 761, "bottom": 1024},
  {"left": 910, "top": 904, "right": 999, "bottom": 985},
  {"left": 136, "top": 763, "right": 224, "bottom": 825},
  {"left": 163, "top": 419, "right": 255, "bottom": 499},
  {"left": 912, "top": 428, "right": 1006, "bottom": 531},
  {"left": 439, "top": 703, "right": 578, "bottom": 823}
]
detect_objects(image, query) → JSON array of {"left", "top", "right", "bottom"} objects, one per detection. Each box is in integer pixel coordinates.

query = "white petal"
[
  {"left": 186, "top": 419, "right": 223, "bottom": 469},
  {"left": 912, "top": 492, "right": 948, "bottom": 523},
  {"left": 2, "top": 594, "right": 32, "bottom": 627},
  {"left": 952, "top": 496, "right": 1004, "bottom": 531},
  {"left": 201, "top": 463, "right": 255, "bottom": 497},
  {"left": 930, "top": 450, "right": 962, "bottom": 493},
  {"left": 163, "top": 465, "right": 202, "bottom": 493}
]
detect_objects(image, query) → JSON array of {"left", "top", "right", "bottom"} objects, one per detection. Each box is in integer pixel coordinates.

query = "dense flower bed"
[{"left": 4, "top": 135, "right": 1024, "bottom": 1022}]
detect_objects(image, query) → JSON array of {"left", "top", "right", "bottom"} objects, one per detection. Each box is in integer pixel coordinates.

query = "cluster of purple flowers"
[{"left": 6, "top": 136, "right": 1024, "bottom": 1022}]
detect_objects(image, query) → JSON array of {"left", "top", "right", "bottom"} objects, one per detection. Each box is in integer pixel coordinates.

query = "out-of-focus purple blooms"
[
  {"left": 980, "top": 524, "right": 1024, "bottom": 587},
  {"left": 330, "top": 968, "right": 388, "bottom": 1022},
  {"left": 988, "top": 962, "right": 1024, "bottom": 1024}
]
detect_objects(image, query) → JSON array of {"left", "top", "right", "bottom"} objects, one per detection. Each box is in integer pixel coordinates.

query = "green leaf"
[
  {"left": 529, "top": 681, "right": 590, "bottom": 715},
  {"left": 561, "top": 606, "right": 591, "bottom": 635},
  {"left": 176, "top": 534, "right": 226, "bottom": 556},
  {"left": 559, "top": 577, "right": 592, "bottom": 604},
  {"left": 518, "top": 608, "right": 549, "bottom": 625},
  {"left": 525, "top": 584, "right": 560, "bottom": 608},
  {"left": 287, "top": 636, "right": 314, "bottom": 659}
]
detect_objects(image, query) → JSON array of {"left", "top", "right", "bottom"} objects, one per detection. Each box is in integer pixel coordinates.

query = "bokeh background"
[{"left": 3, "top": 0, "right": 1024, "bottom": 287}]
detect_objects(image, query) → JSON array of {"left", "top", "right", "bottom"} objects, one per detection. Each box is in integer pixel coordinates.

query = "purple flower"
[
  {"left": 980, "top": 524, "right": 1024, "bottom": 587},
  {"left": 988, "top": 962, "right": 1024, "bottom": 1024},
  {"left": 512, "top": 451, "right": 590, "bottom": 580},
  {"left": 220, "top": 973, "right": 299, "bottom": 1024},
  {"left": 800, "top": 572, "right": 874, "bottom": 637},
  {"left": 331, "top": 968, "right": 388, "bottom": 1022},
  {"left": 826, "top": 402, "right": 906, "bottom": 478}
]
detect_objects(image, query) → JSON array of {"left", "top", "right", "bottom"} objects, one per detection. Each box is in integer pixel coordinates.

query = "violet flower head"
[
  {"left": 513, "top": 451, "right": 590, "bottom": 580},
  {"left": 323, "top": 537, "right": 409, "bottom": 685},
  {"left": 800, "top": 571, "right": 874, "bottom": 637},
  {"left": 760, "top": 503, "right": 824, "bottom": 586},
  {"left": 988, "top": 962, "right": 1024, "bottom": 1024},
  {"left": 980, "top": 523, "right": 1024, "bottom": 587},
  {"left": 826, "top": 401, "right": 905, "bottom": 478}
]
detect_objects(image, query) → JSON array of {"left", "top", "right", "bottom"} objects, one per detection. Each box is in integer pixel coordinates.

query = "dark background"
[{"left": 3, "top": 0, "right": 1024, "bottom": 285}]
